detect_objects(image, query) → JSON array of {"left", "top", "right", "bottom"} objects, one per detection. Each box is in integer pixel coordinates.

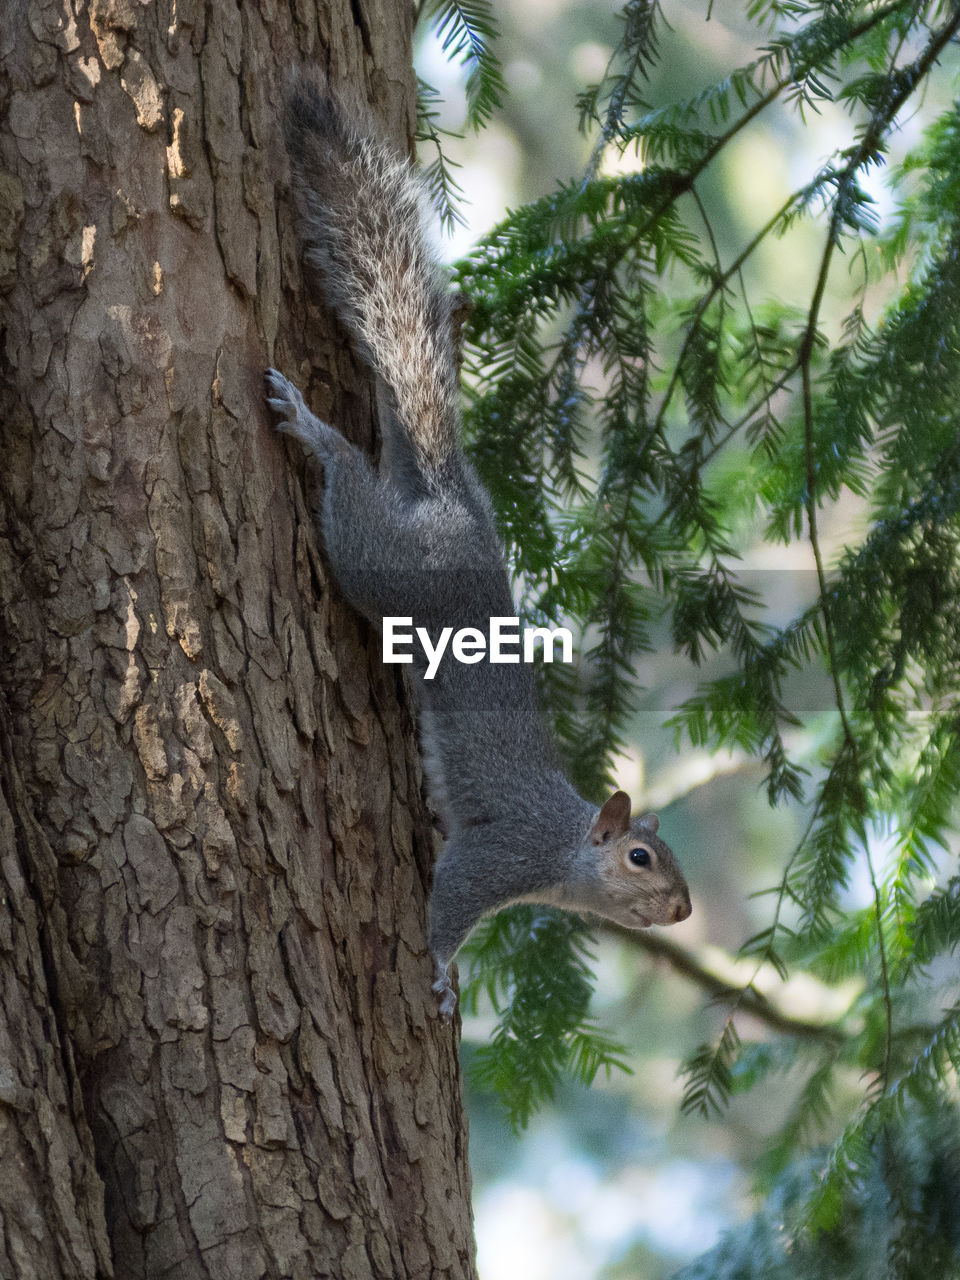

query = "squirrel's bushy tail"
[{"left": 283, "top": 72, "right": 458, "bottom": 485}]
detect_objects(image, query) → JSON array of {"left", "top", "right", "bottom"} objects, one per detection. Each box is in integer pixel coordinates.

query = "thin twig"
[{"left": 649, "top": 187, "right": 801, "bottom": 451}]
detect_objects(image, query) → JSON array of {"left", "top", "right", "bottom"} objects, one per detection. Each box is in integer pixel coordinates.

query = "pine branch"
[
  {"left": 452, "top": 0, "right": 960, "bottom": 1164},
  {"left": 421, "top": 0, "right": 505, "bottom": 130},
  {"left": 795, "top": 8, "right": 960, "bottom": 1087},
  {"left": 623, "top": 927, "right": 848, "bottom": 1043}
]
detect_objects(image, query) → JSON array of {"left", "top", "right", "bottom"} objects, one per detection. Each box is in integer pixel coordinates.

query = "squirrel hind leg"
[{"left": 375, "top": 380, "right": 435, "bottom": 501}]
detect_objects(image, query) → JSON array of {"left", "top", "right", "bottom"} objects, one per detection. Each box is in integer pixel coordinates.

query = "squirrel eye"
[{"left": 628, "top": 847, "right": 651, "bottom": 868}]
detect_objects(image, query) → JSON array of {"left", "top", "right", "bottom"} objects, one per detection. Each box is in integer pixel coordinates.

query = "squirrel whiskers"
[{"left": 266, "top": 71, "right": 691, "bottom": 1020}]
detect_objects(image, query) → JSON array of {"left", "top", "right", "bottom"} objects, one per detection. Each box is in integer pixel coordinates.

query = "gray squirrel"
[{"left": 265, "top": 72, "right": 692, "bottom": 1019}]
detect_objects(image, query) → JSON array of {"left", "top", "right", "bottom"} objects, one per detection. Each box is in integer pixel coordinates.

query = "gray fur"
[{"left": 268, "top": 72, "right": 691, "bottom": 1020}]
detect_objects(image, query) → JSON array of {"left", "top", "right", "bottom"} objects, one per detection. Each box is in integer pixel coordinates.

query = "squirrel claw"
[
  {"left": 263, "top": 368, "right": 339, "bottom": 458},
  {"left": 431, "top": 973, "right": 457, "bottom": 1022},
  {"left": 263, "top": 368, "right": 303, "bottom": 420}
]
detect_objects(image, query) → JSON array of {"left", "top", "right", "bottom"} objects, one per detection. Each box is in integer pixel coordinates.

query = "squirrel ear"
[
  {"left": 591, "top": 790, "right": 632, "bottom": 843},
  {"left": 637, "top": 811, "right": 659, "bottom": 834}
]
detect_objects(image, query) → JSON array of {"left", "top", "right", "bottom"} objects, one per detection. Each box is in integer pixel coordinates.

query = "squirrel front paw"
[
  {"left": 264, "top": 367, "right": 307, "bottom": 423},
  {"left": 264, "top": 368, "right": 339, "bottom": 459},
  {"left": 431, "top": 970, "right": 458, "bottom": 1022}
]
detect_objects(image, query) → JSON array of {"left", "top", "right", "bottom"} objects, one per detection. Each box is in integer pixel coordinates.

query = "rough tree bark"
[{"left": 0, "top": 2, "right": 476, "bottom": 1277}]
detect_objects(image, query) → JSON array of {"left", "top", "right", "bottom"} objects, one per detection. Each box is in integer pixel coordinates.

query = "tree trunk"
[{"left": 0, "top": 3, "right": 476, "bottom": 1277}]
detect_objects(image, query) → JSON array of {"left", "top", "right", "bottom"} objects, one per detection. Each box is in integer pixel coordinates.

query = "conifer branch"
[
  {"left": 649, "top": 188, "right": 801, "bottom": 453},
  {"left": 455, "top": 2, "right": 960, "bottom": 1182},
  {"left": 797, "top": 7, "right": 960, "bottom": 1088},
  {"left": 627, "top": 928, "right": 847, "bottom": 1043}
]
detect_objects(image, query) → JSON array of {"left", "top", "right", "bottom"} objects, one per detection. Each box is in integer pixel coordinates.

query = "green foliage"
[
  {"left": 414, "top": 2, "right": 505, "bottom": 229},
  {"left": 423, "top": 0, "right": 960, "bottom": 1268},
  {"left": 418, "top": 0, "right": 505, "bottom": 129},
  {"left": 673, "top": 1099, "right": 960, "bottom": 1280},
  {"left": 459, "top": 908, "right": 630, "bottom": 1131},
  {"left": 415, "top": 77, "right": 467, "bottom": 233},
  {"left": 681, "top": 1018, "right": 741, "bottom": 1118}
]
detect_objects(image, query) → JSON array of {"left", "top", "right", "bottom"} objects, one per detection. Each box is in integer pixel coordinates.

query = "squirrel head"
[{"left": 579, "top": 790, "right": 691, "bottom": 930}]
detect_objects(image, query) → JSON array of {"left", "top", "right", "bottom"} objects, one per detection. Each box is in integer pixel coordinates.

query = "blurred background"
[{"left": 414, "top": 4, "right": 956, "bottom": 1276}]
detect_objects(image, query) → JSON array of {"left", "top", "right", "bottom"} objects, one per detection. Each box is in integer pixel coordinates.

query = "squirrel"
[{"left": 265, "top": 72, "right": 692, "bottom": 1020}]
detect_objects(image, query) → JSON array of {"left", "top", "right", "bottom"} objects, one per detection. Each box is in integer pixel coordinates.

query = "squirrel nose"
[{"left": 671, "top": 892, "right": 692, "bottom": 923}]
